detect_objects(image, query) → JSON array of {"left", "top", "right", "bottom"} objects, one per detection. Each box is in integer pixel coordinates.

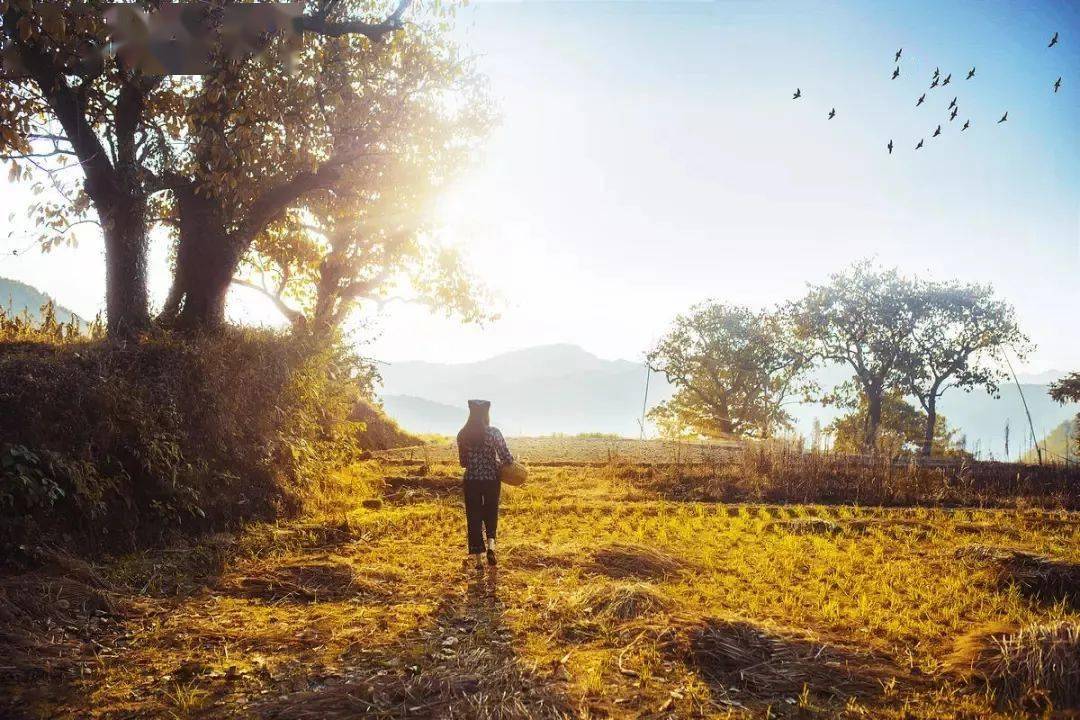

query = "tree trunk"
[
  {"left": 921, "top": 396, "right": 937, "bottom": 457},
  {"left": 99, "top": 195, "right": 151, "bottom": 338},
  {"left": 158, "top": 185, "right": 244, "bottom": 330},
  {"left": 863, "top": 391, "right": 883, "bottom": 453}
]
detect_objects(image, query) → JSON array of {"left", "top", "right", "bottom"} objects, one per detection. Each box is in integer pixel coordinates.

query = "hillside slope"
[{"left": 0, "top": 277, "right": 85, "bottom": 326}]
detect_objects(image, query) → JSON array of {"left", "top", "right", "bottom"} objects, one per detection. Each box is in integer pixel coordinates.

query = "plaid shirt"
[{"left": 459, "top": 427, "right": 514, "bottom": 483}]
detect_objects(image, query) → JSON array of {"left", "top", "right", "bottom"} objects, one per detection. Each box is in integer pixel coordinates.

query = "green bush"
[{"left": 0, "top": 309, "right": 367, "bottom": 560}]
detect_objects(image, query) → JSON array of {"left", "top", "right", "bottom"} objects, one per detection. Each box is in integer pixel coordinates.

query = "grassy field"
[
  {"left": 3, "top": 438, "right": 1079, "bottom": 718},
  {"left": 375, "top": 436, "right": 743, "bottom": 465}
]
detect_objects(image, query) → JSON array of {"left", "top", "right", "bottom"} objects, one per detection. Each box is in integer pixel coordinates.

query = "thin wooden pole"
[
  {"left": 1002, "top": 348, "right": 1042, "bottom": 465},
  {"left": 639, "top": 364, "right": 651, "bottom": 440}
]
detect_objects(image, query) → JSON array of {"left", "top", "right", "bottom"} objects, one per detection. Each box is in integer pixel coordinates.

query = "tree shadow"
[{"left": 0, "top": 521, "right": 369, "bottom": 718}]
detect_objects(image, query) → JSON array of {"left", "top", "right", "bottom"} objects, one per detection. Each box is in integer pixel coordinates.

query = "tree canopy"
[
  {"left": 790, "top": 262, "right": 1026, "bottom": 455},
  {"left": 900, "top": 278, "right": 1030, "bottom": 455},
  {"left": 790, "top": 262, "right": 921, "bottom": 452},
  {"left": 647, "top": 302, "right": 812, "bottom": 439},
  {"left": 1, "top": 0, "right": 489, "bottom": 336}
]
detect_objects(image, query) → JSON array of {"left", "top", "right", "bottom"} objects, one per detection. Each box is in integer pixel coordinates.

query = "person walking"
[{"left": 456, "top": 399, "right": 513, "bottom": 569}]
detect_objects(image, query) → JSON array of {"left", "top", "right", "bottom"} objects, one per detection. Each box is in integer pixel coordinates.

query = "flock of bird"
[{"left": 791, "top": 31, "right": 1065, "bottom": 153}]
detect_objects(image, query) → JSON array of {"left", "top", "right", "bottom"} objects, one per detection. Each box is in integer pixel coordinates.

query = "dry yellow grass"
[{"left": 2, "top": 452, "right": 1080, "bottom": 719}]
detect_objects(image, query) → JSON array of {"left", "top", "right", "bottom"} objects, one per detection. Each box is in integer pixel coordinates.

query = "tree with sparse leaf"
[
  {"left": 901, "top": 279, "right": 1030, "bottom": 456},
  {"left": 790, "top": 262, "right": 920, "bottom": 453},
  {"left": 230, "top": 46, "right": 494, "bottom": 335},
  {"left": 646, "top": 302, "right": 813, "bottom": 439}
]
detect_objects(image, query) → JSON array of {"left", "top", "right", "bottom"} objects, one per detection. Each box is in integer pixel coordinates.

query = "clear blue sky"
[{"left": 2, "top": 0, "right": 1078, "bottom": 371}]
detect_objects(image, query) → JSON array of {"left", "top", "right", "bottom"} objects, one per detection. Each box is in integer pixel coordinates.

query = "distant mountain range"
[
  {"left": 0, "top": 277, "right": 85, "bottom": 326},
  {"left": 380, "top": 344, "right": 671, "bottom": 437},
  {"left": 379, "top": 343, "right": 1079, "bottom": 460}
]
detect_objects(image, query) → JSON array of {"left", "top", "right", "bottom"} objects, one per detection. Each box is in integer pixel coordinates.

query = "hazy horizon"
[{"left": 2, "top": 0, "right": 1078, "bottom": 372}]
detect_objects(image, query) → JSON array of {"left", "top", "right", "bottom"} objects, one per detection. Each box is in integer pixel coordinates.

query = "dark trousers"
[{"left": 463, "top": 477, "right": 500, "bottom": 554}]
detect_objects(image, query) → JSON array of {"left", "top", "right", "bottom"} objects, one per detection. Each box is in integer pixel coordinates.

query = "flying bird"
[
  {"left": 933, "top": 124, "right": 942, "bottom": 137},
  {"left": 933, "top": 67, "right": 940, "bottom": 79},
  {"left": 916, "top": 93, "right": 926, "bottom": 106},
  {"left": 967, "top": 67, "right": 976, "bottom": 79},
  {"left": 793, "top": 88, "right": 802, "bottom": 99},
  {"left": 915, "top": 138, "right": 924, "bottom": 150},
  {"left": 892, "top": 66, "right": 900, "bottom": 80},
  {"left": 948, "top": 96, "right": 957, "bottom": 109},
  {"left": 1049, "top": 32, "right": 1059, "bottom": 48},
  {"left": 828, "top": 108, "right": 836, "bottom": 119},
  {"left": 1054, "top": 77, "right": 1062, "bottom": 93},
  {"left": 930, "top": 77, "right": 940, "bottom": 89},
  {"left": 942, "top": 73, "right": 952, "bottom": 85},
  {"left": 997, "top": 111, "right": 1008, "bottom": 123},
  {"left": 950, "top": 107, "right": 958, "bottom": 121},
  {"left": 887, "top": 139, "right": 894, "bottom": 154},
  {"left": 895, "top": 48, "right": 903, "bottom": 62},
  {"left": 962, "top": 119, "right": 970, "bottom": 131}
]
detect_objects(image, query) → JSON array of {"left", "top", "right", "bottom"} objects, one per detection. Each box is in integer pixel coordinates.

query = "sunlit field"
[{"left": 4, "top": 439, "right": 1078, "bottom": 719}]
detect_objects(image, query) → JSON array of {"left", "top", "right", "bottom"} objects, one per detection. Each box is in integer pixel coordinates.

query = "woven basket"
[{"left": 499, "top": 461, "right": 529, "bottom": 486}]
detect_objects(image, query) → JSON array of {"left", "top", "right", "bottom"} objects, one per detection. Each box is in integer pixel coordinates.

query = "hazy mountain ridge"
[
  {"left": 380, "top": 344, "right": 671, "bottom": 437},
  {"left": 379, "top": 344, "right": 1079, "bottom": 459},
  {"left": 0, "top": 277, "right": 85, "bottom": 326}
]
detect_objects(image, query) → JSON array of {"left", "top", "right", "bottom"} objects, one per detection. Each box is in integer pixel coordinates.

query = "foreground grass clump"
[
  {"left": 950, "top": 621, "right": 1080, "bottom": 712},
  {"left": 957, "top": 545, "right": 1080, "bottom": 610},
  {"left": 573, "top": 582, "right": 672, "bottom": 622},
  {"left": 590, "top": 542, "right": 688, "bottom": 579},
  {"left": 0, "top": 317, "right": 371, "bottom": 558}
]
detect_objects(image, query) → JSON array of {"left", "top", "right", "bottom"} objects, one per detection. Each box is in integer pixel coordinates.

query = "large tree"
[
  {"left": 154, "top": 6, "right": 487, "bottom": 329},
  {"left": 901, "top": 279, "right": 1030, "bottom": 456},
  {"left": 791, "top": 262, "right": 920, "bottom": 453},
  {"left": 2, "top": 2, "right": 164, "bottom": 336},
  {"left": 0, "top": 0, "right": 474, "bottom": 337},
  {"left": 646, "top": 302, "right": 812, "bottom": 439}
]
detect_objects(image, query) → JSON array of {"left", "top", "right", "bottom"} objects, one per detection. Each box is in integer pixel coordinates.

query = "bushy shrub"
[{"left": 0, "top": 310, "right": 368, "bottom": 560}]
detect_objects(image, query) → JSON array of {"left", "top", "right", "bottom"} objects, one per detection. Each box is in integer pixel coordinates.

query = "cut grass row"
[{"left": 1, "top": 460, "right": 1077, "bottom": 718}]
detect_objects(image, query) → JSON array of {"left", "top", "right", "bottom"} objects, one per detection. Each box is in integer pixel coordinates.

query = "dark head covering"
[{"left": 458, "top": 399, "right": 491, "bottom": 453}]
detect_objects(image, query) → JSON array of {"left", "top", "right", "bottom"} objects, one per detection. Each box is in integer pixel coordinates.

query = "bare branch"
[{"left": 231, "top": 277, "right": 303, "bottom": 323}]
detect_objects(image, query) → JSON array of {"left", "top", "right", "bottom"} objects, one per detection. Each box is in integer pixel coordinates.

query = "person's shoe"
[{"left": 486, "top": 549, "right": 497, "bottom": 567}]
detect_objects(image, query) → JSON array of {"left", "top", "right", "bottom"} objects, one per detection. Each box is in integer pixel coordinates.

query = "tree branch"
[
  {"left": 296, "top": 0, "right": 412, "bottom": 41},
  {"left": 231, "top": 277, "right": 303, "bottom": 323}
]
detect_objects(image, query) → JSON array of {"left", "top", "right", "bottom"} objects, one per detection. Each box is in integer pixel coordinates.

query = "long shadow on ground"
[{"left": 259, "top": 568, "right": 573, "bottom": 720}]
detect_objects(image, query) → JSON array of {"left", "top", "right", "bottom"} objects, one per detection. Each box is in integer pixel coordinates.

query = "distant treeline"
[{"left": 648, "top": 261, "right": 1044, "bottom": 458}]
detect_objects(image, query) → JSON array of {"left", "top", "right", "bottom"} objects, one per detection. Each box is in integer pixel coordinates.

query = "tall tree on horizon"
[
  {"left": 646, "top": 302, "right": 813, "bottom": 439},
  {"left": 790, "top": 261, "right": 920, "bottom": 453},
  {"left": 901, "top": 279, "right": 1031, "bottom": 456}
]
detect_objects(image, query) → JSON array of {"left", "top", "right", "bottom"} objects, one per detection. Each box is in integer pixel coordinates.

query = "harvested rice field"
[
  {"left": 2, "top": 442, "right": 1079, "bottom": 719},
  {"left": 374, "top": 436, "right": 743, "bottom": 466}
]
